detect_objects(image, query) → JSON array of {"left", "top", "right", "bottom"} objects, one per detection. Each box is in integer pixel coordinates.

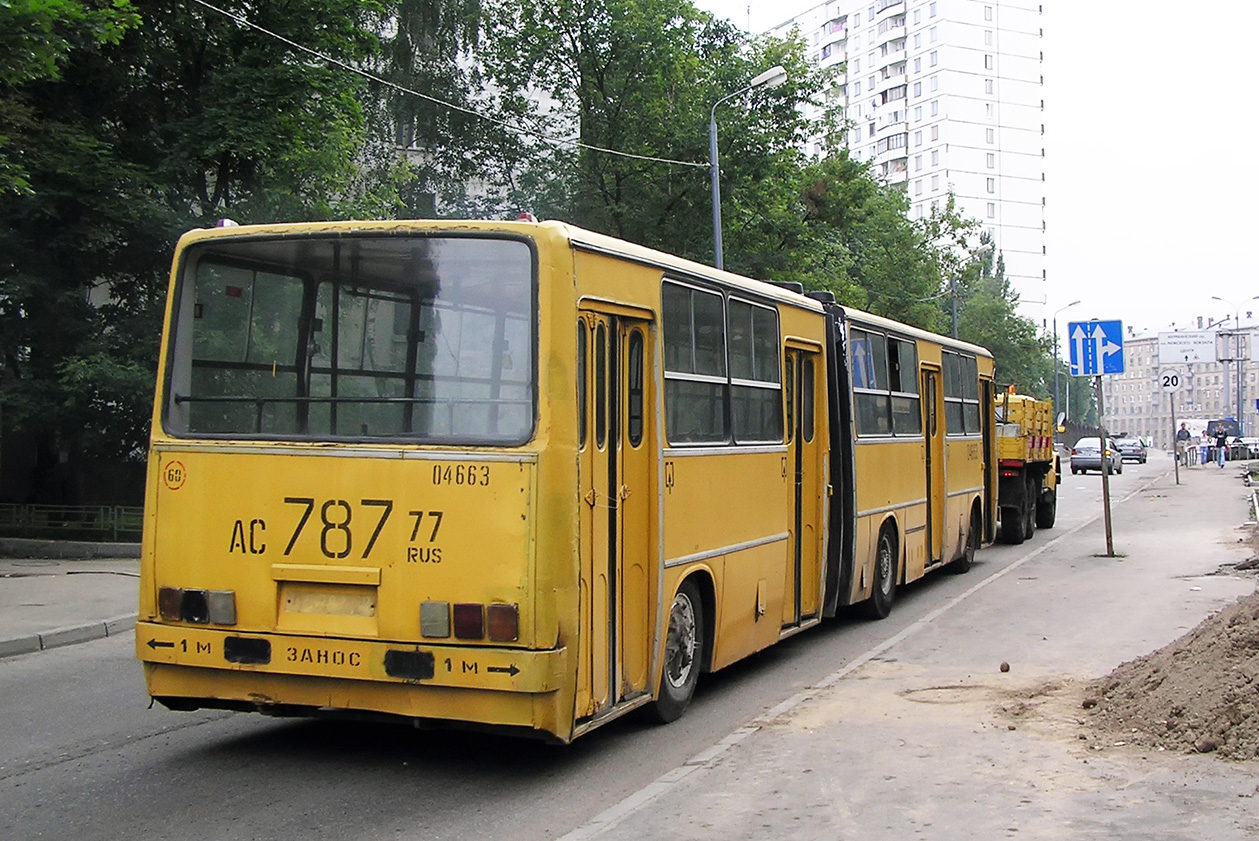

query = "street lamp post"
[
  {"left": 1211, "top": 294, "right": 1259, "bottom": 435},
  {"left": 709, "top": 65, "right": 787, "bottom": 270},
  {"left": 1052, "top": 299, "right": 1081, "bottom": 425},
  {"left": 950, "top": 242, "right": 993, "bottom": 338}
]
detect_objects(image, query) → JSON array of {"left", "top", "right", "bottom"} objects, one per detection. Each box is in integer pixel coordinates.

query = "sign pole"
[
  {"left": 1071, "top": 318, "right": 1123, "bottom": 559},
  {"left": 1095, "top": 375, "right": 1115, "bottom": 557},
  {"left": 1171, "top": 394, "right": 1180, "bottom": 486},
  {"left": 1161, "top": 369, "right": 1183, "bottom": 486}
]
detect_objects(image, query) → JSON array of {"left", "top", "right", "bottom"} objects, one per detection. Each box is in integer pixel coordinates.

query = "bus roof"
[
  {"left": 831, "top": 304, "right": 993, "bottom": 359},
  {"left": 176, "top": 219, "right": 987, "bottom": 357}
]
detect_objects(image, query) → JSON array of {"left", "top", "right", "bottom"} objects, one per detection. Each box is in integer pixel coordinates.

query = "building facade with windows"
[
  {"left": 768, "top": 0, "right": 1046, "bottom": 318},
  {"left": 1099, "top": 325, "right": 1257, "bottom": 448}
]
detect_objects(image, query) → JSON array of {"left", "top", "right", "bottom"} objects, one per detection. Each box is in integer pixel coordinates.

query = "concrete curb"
[
  {"left": 0, "top": 537, "right": 140, "bottom": 560},
  {"left": 0, "top": 613, "right": 137, "bottom": 659}
]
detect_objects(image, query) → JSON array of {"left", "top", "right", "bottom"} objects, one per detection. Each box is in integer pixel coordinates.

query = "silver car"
[
  {"left": 1114, "top": 436, "right": 1147, "bottom": 463},
  {"left": 1070, "top": 437, "right": 1122, "bottom": 475}
]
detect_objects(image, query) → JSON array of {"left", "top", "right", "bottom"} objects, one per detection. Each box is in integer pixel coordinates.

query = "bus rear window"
[{"left": 164, "top": 235, "right": 535, "bottom": 444}]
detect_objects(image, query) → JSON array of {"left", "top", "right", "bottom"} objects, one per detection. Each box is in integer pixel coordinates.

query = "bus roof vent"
[
  {"left": 769, "top": 281, "right": 805, "bottom": 294},
  {"left": 805, "top": 291, "right": 836, "bottom": 303}
]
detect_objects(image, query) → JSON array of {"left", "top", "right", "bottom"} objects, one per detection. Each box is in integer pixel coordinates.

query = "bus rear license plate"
[{"left": 384, "top": 650, "right": 435, "bottom": 680}]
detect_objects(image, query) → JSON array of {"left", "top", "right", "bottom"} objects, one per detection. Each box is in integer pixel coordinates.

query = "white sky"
[{"left": 692, "top": 0, "right": 1259, "bottom": 337}]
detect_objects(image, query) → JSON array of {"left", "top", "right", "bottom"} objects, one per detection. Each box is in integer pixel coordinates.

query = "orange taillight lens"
[{"left": 487, "top": 604, "right": 519, "bottom": 642}]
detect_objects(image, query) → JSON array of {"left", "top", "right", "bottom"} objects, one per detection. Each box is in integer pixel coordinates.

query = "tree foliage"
[
  {"left": 0, "top": 0, "right": 471, "bottom": 500},
  {"left": 477, "top": 0, "right": 826, "bottom": 263},
  {"left": 949, "top": 229, "right": 1053, "bottom": 396},
  {"left": 0, "top": 0, "right": 1056, "bottom": 502}
]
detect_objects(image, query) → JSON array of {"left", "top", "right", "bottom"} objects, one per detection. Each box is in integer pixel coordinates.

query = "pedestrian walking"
[
  {"left": 1175, "top": 422, "right": 1191, "bottom": 465},
  {"left": 1216, "top": 428, "right": 1229, "bottom": 468}
]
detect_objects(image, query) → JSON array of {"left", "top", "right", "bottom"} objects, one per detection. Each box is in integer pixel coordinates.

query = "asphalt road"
[{"left": 1, "top": 454, "right": 1252, "bottom": 840}]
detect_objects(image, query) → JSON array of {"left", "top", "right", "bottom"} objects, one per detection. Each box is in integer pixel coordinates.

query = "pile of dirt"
[{"left": 1086, "top": 551, "right": 1259, "bottom": 759}]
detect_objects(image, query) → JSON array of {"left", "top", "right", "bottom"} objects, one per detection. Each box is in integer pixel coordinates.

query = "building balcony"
[
  {"left": 876, "top": 18, "right": 907, "bottom": 46},
  {"left": 882, "top": 161, "right": 909, "bottom": 185},
  {"left": 879, "top": 48, "right": 907, "bottom": 67},
  {"left": 877, "top": 73, "right": 907, "bottom": 96},
  {"left": 876, "top": 0, "right": 905, "bottom": 21},
  {"left": 876, "top": 115, "right": 907, "bottom": 137}
]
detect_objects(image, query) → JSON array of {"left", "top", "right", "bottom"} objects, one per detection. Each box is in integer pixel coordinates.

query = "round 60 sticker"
[
  {"left": 163, "top": 460, "right": 187, "bottom": 490},
  {"left": 1160, "top": 371, "right": 1183, "bottom": 393}
]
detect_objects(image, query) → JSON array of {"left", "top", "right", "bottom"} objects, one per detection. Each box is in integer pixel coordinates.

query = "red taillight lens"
[
  {"left": 452, "top": 603, "right": 484, "bottom": 639},
  {"left": 487, "top": 604, "right": 519, "bottom": 642},
  {"left": 158, "top": 587, "right": 182, "bottom": 621}
]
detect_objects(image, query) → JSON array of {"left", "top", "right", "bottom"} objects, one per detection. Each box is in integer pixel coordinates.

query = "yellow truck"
[{"left": 995, "top": 392, "right": 1059, "bottom": 544}]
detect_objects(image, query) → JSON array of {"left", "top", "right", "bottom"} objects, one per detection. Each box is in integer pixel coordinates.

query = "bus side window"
[
  {"left": 628, "top": 329, "right": 643, "bottom": 447},
  {"left": 595, "top": 323, "right": 607, "bottom": 449},
  {"left": 785, "top": 355, "right": 795, "bottom": 444},
  {"left": 802, "top": 357, "right": 815, "bottom": 443},
  {"left": 578, "top": 323, "right": 587, "bottom": 449}
]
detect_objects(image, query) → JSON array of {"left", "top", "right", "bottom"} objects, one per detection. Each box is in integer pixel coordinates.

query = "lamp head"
[{"left": 750, "top": 65, "right": 788, "bottom": 89}]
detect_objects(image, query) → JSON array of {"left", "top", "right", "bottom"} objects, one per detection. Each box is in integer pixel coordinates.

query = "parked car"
[
  {"left": 1070, "top": 437, "right": 1122, "bottom": 475},
  {"left": 1114, "top": 436, "right": 1147, "bottom": 463}
]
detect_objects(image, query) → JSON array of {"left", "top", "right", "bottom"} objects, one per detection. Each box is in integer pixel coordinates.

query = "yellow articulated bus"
[{"left": 136, "top": 219, "right": 995, "bottom": 742}]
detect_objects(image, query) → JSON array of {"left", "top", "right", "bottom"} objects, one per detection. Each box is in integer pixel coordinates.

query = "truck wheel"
[
  {"left": 1021, "top": 475, "right": 1037, "bottom": 540},
  {"left": 999, "top": 506, "right": 1024, "bottom": 545},
  {"left": 1035, "top": 487, "right": 1057, "bottom": 529}
]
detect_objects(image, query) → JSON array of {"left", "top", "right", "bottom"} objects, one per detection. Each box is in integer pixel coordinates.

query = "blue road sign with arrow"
[{"left": 1068, "top": 320, "right": 1125, "bottom": 376}]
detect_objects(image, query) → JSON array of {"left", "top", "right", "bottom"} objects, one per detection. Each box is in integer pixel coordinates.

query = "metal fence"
[{"left": 0, "top": 504, "right": 143, "bottom": 542}]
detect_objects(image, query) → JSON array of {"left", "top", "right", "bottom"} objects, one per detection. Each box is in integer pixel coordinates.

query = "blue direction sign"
[{"left": 1068, "top": 320, "right": 1125, "bottom": 376}]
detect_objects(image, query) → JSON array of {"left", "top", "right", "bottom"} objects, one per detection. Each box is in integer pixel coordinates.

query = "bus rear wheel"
[
  {"left": 649, "top": 579, "right": 704, "bottom": 724},
  {"left": 950, "top": 508, "right": 980, "bottom": 574},
  {"left": 861, "top": 527, "right": 898, "bottom": 619}
]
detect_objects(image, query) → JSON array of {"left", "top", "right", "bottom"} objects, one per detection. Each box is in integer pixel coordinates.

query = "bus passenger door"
[
  {"left": 785, "top": 348, "right": 823, "bottom": 625},
  {"left": 922, "top": 366, "right": 946, "bottom": 565},
  {"left": 576, "top": 310, "right": 653, "bottom": 719}
]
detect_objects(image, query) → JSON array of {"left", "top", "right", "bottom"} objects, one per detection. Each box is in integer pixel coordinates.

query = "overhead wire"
[{"left": 189, "top": 0, "right": 708, "bottom": 169}]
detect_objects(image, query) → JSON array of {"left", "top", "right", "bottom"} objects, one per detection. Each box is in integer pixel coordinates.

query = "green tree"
[
  {"left": 783, "top": 151, "right": 946, "bottom": 331},
  {"left": 0, "top": 0, "right": 139, "bottom": 195},
  {"left": 478, "top": 0, "right": 823, "bottom": 264},
  {"left": 947, "top": 228, "right": 1053, "bottom": 395},
  {"left": 0, "top": 1, "right": 390, "bottom": 501}
]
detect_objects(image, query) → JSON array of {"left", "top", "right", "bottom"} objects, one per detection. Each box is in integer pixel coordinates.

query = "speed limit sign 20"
[{"left": 1161, "top": 371, "right": 1183, "bottom": 393}]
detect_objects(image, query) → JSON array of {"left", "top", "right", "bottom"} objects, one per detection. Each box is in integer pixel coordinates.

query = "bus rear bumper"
[{"left": 136, "top": 621, "right": 567, "bottom": 696}]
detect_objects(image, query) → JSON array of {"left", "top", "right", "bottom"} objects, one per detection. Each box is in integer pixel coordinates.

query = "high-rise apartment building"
[{"left": 768, "top": 0, "right": 1045, "bottom": 319}]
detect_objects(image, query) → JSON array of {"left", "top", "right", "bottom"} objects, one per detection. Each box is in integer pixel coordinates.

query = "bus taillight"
[
  {"left": 420, "top": 601, "right": 518, "bottom": 642},
  {"left": 486, "top": 604, "right": 520, "bottom": 642},
  {"left": 157, "top": 586, "right": 236, "bottom": 625}
]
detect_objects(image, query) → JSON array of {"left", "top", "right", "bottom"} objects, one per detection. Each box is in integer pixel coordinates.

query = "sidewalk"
[
  {"left": 0, "top": 539, "right": 139, "bottom": 658},
  {"left": 564, "top": 464, "right": 1259, "bottom": 840}
]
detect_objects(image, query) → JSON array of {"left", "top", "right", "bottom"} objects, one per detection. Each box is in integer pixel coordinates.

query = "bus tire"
[
  {"left": 1036, "top": 487, "right": 1057, "bottom": 529},
  {"left": 649, "top": 578, "right": 704, "bottom": 724},
  {"left": 861, "top": 526, "right": 898, "bottom": 619},
  {"left": 999, "top": 507, "right": 1024, "bottom": 545},
  {"left": 949, "top": 507, "right": 981, "bottom": 574}
]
